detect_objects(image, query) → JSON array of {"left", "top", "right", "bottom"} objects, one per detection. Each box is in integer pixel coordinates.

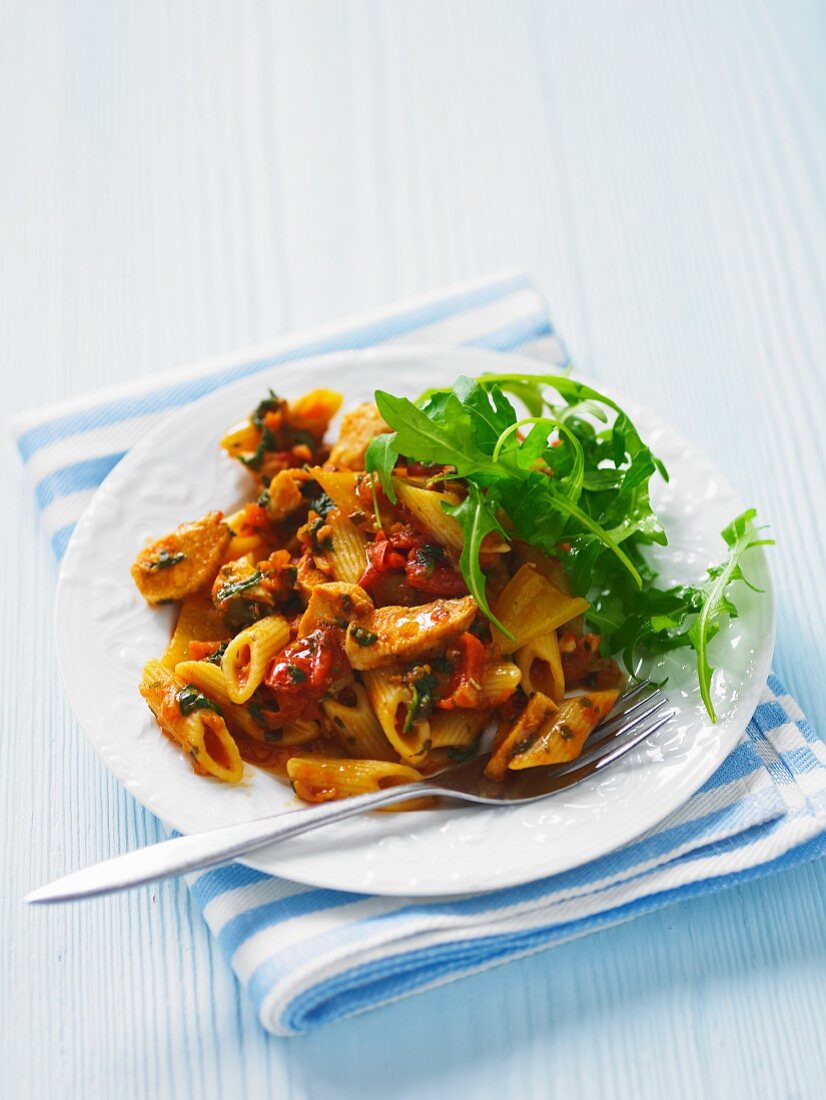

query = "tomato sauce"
[{"left": 263, "top": 626, "right": 349, "bottom": 723}]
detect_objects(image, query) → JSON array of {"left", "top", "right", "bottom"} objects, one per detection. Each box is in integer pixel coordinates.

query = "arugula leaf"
[
  {"left": 365, "top": 432, "right": 400, "bottom": 504},
  {"left": 687, "top": 509, "right": 773, "bottom": 721},
  {"left": 373, "top": 391, "right": 501, "bottom": 478},
  {"left": 451, "top": 376, "right": 515, "bottom": 451},
  {"left": 442, "top": 483, "right": 512, "bottom": 636},
  {"left": 371, "top": 372, "right": 770, "bottom": 720}
]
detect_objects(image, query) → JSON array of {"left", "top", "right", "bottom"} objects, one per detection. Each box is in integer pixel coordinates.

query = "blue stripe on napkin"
[{"left": 13, "top": 270, "right": 825, "bottom": 1035}]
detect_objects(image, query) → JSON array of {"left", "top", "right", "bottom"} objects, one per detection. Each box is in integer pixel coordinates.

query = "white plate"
[{"left": 55, "top": 347, "right": 774, "bottom": 896}]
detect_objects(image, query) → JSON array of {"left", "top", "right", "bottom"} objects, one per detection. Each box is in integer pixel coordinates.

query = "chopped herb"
[
  {"left": 308, "top": 515, "right": 333, "bottom": 551},
  {"left": 413, "top": 544, "right": 445, "bottom": 575},
  {"left": 431, "top": 656, "right": 454, "bottom": 675},
  {"left": 204, "top": 642, "right": 229, "bottom": 665},
  {"left": 215, "top": 570, "right": 263, "bottom": 602},
  {"left": 247, "top": 700, "right": 264, "bottom": 722},
  {"left": 145, "top": 547, "right": 186, "bottom": 571},
  {"left": 257, "top": 488, "right": 271, "bottom": 508},
  {"left": 308, "top": 491, "right": 335, "bottom": 517},
  {"left": 177, "top": 684, "right": 222, "bottom": 718},
  {"left": 447, "top": 739, "right": 481, "bottom": 762},
  {"left": 558, "top": 724, "right": 575, "bottom": 741},
  {"left": 252, "top": 389, "right": 283, "bottom": 428},
  {"left": 287, "top": 664, "right": 307, "bottom": 684},
  {"left": 402, "top": 670, "right": 438, "bottom": 733},
  {"left": 350, "top": 626, "right": 379, "bottom": 647},
  {"left": 239, "top": 426, "right": 276, "bottom": 471},
  {"left": 247, "top": 700, "right": 269, "bottom": 724},
  {"left": 289, "top": 428, "right": 316, "bottom": 451}
]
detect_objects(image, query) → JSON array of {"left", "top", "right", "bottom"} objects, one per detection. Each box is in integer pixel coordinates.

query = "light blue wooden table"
[{"left": 2, "top": 2, "right": 825, "bottom": 1097}]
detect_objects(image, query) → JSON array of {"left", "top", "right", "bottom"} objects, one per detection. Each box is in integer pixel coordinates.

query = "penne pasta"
[
  {"left": 393, "top": 482, "right": 465, "bottom": 554},
  {"left": 287, "top": 388, "right": 343, "bottom": 436},
  {"left": 324, "top": 509, "right": 369, "bottom": 585},
  {"left": 286, "top": 756, "right": 423, "bottom": 803},
  {"left": 429, "top": 708, "right": 491, "bottom": 749},
  {"left": 220, "top": 420, "right": 261, "bottom": 458},
  {"left": 485, "top": 691, "right": 559, "bottom": 781},
  {"left": 508, "top": 690, "right": 620, "bottom": 769},
  {"left": 515, "top": 629, "right": 565, "bottom": 703},
  {"left": 174, "top": 659, "right": 263, "bottom": 739},
  {"left": 220, "top": 614, "right": 291, "bottom": 703},
  {"left": 478, "top": 661, "right": 523, "bottom": 707},
  {"left": 162, "top": 593, "right": 229, "bottom": 671},
  {"left": 362, "top": 666, "right": 431, "bottom": 763},
  {"left": 175, "top": 660, "right": 320, "bottom": 746},
  {"left": 139, "top": 660, "right": 243, "bottom": 783},
  {"left": 492, "top": 564, "right": 589, "bottom": 654},
  {"left": 308, "top": 467, "right": 362, "bottom": 517},
  {"left": 322, "top": 684, "right": 397, "bottom": 761}
]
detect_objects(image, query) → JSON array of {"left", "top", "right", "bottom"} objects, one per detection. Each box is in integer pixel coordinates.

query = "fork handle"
[{"left": 26, "top": 783, "right": 435, "bottom": 904}]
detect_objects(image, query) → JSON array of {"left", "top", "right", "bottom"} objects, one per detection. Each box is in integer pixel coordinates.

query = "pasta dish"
[{"left": 131, "top": 372, "right": 769, "bottom": 804}]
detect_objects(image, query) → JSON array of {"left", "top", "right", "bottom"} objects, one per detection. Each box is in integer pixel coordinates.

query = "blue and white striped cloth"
[{"left": 13, "top": 271, "right": 826, "bottom": 1035}]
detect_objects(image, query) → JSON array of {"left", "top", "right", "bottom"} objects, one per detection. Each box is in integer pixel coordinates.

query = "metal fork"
[{"left": 26, "top": 684, "right": 674, "bottom": 903}]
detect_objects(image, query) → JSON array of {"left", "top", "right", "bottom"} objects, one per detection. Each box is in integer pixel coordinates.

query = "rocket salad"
[{"left": 366, "top": 372, "right": 772, "bottom": 722}]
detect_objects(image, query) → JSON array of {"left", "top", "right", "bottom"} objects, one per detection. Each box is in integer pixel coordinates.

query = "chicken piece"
[
  {"left": 298, "top": 582, "right": 375, "bottom": 635},
  {"left": 264, "top": 469, "right": 304, "bottom": 521},
  {"left": 328, "top": 402, "right": 390, "bottom": 470},
  {"left": 131, "top": 511, "right": 231, "bottom": 605},
  {"left": 211, "top": 555, "right": 276, "bottom": 628},
  {"left": 295, "top": 548, "right": 333, "bottom": 599},
  {"left": 344, "top": 595, "right": 477, "bottom": 670}
]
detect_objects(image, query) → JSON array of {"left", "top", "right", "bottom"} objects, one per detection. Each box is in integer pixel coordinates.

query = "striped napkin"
[{"left": 13, "top": 271, "right": 826, "bottom": 1035}]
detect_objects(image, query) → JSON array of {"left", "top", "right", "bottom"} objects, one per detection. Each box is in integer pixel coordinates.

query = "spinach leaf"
[
  {"left": 402, "top": 669, "right": 439, "bottom": 733},
  {"left": 215, "top": 571, "right": 263, "bottom": 602},
  {"left": 145, "top": 548, "right": 186, "bottom": 571},
  {"left": 177, "top": 684, "right": 222, "bottom": 718}
]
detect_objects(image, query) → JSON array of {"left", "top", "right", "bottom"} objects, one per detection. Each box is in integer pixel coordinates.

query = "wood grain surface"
[{"left": 2, "top": 1, "right": 824, "bottom": 1097}]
